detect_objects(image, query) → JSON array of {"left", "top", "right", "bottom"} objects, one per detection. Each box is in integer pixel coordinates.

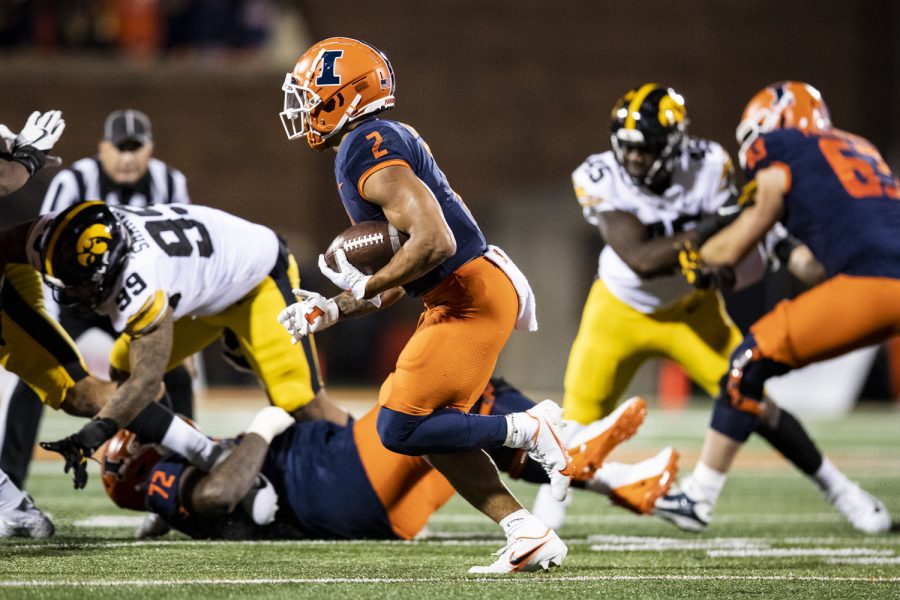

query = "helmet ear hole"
[{"left": 322, "top": 98, "right": 336, "bottom": 112}]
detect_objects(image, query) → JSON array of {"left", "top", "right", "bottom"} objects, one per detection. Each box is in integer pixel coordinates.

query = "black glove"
[{"left": 39, "top": 418, "right": 119, "bottom": 489}]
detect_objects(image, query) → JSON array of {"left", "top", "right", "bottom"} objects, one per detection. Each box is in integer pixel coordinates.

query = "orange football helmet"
[
  {"left": 100, "top": 429, "right": 165, "bottom": 511},
  {"left": 280, "top": 37, "right": 396, "bottom": 151},
  {"left": 736, "top": 81, "right": 831, "bottom": 170}
]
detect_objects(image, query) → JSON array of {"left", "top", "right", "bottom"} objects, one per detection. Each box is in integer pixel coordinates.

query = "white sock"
[
  {"left": 503, "top": 412, "right": 537, "bottom": 449},
  {"left": 687, "top": 462, "right": 727, "bottom": 505},
  {"left": 499, "top": 509, "right": 545, "bottom": 537},
  {"left": 160, "top": 417, "right": 219, "bottom": 470},
  {"left": 0, "top": 470, "right": 26, "bottom": 511},
  {"left": 813, "top": 457, "right": 850, "bottom": 495}
]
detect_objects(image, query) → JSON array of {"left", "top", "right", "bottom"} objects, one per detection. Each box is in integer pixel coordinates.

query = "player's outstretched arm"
[
  {"left": 40, "top": 312, "right": 175, "bottom": 488},
  {"left": 701, "top": 167, "right": 786, "bottom": 266},
  {"left": 0, "top": 111, "right": 66, "bottom": 196},
  {"left": 598, "top": 211, "right": 715, "bottom": 278},
  {"left": 97, "top": 310, "right": 175, "bottom": 427}
]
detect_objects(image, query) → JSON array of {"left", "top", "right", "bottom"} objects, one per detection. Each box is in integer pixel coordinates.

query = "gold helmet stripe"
[
  {"left": 44, "top": 201, "right": 108, "bottom": 278},
  {"left": 624, "top": 83, "right": 661, "bottom": 130}
]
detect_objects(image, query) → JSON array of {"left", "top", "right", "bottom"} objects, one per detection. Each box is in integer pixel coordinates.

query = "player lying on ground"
[{"left": 101, "top": 379, "right": 676, "bottom": 558}]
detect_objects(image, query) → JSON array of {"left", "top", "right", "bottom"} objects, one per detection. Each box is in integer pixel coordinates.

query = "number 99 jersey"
[
  {"left": 28, "top": 204, "right": 280, "bottom": 336},
  {"left": 743, "top": 128, "right": 900, "bottom": 280}
]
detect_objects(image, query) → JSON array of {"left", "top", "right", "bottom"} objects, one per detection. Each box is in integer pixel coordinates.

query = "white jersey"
[
  {"left": 28, "top": 204, "right": 279, "bottom": 335},
  {"left": 572, "top": 138, "right": 736, "bottom": 313}
]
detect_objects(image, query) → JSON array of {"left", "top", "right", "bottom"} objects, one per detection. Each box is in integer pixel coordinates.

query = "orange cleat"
[
  {"left": 567, "top": 396, "right": 647, "bottom": 481},
  {"left": 605, "top": 447, "right": 679, "bottom": 515}
]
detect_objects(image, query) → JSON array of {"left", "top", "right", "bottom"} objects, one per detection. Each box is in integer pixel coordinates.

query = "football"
[{"left": 324, "top": 220, "right": 409, "bottom": 275}]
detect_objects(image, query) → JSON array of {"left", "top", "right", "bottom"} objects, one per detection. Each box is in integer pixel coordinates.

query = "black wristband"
[
  {"left": 772, "top": 236, "right": 801, "bottom": 264},
  {"left": 10, "top": 144, "right": 46, "bottom": 176}
]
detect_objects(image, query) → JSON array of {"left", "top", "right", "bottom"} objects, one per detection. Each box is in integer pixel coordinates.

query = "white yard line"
[
  {"left": 828, "top": 556, "right": 900, "bottom": 565},
  {"left": 2, "top": 574, "right": 900, "bottom": 587}
]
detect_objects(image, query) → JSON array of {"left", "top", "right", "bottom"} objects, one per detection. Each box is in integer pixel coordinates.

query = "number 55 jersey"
[{"left": 743, "top": 128, "right": 900, "bottom": 279}]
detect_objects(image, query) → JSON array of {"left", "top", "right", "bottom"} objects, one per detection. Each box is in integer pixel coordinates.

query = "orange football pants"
[
  {"left": 353, "top": 407, "right": 455, "bottom": 540},
  {"left": 378, "top": 256, "right": 518, "bottom": 415},
  {"left": 752, "top": 275, "right": 900, "bottom": 367}
]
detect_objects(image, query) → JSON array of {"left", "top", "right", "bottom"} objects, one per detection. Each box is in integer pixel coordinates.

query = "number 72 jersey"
[{"left": 29, "top": 204, "right": 280, "bottom": 336}]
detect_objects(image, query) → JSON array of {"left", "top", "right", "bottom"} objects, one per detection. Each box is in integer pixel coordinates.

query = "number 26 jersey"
[{"left": 28, "top": 204, "right": 280, "bottom": 336}]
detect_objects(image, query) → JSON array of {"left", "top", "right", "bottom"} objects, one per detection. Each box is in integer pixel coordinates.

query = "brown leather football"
[{"left": 324, "top": 220, "right": 409, "bottom": 275}]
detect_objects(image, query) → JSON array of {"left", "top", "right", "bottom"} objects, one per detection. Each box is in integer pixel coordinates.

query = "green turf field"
[{"left": 1, "top": 399, "right": 898, "bottom": 599}]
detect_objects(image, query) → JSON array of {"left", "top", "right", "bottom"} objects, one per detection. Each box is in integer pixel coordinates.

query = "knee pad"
[
  {"left": 711, "top": 335, "right": 790, "bottom": 442},
  {"left": 376, "top": 407, "right": 426, "bottom": 456}
]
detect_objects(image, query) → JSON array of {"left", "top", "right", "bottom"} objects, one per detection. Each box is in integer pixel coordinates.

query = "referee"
[{"left": 0, "top": 109, "right": 195, "bottom": 489}]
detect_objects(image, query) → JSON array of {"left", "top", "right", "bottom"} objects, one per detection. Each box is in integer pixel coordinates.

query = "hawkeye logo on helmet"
[
  {"left": 76, "top": 224, "right": 112, "bottom": 267},
  {"left": 658, "top": 94, "right": 686, "bottom": 127},
  {"left": 316, "top": 50, "right": 344, "bottom": 86}
]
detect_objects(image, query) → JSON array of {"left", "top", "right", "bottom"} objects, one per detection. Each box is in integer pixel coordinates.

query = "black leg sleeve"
[
  {"left": 0, "top": 381, "right": 44, "bottom": 488},
  {"left": 754, "top": 407, "right": 823, "bottom": 476},
  {"left": 163, "top": 363, "right": 194, "bottom": 419}
]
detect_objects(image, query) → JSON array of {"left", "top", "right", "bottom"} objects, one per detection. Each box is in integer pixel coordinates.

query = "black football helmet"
[
  {"left": 39, "top": 200, "right": 130, "bottom": 310},
  {"left": 610, "top": 83, "right": 688, "bottom": 188}
]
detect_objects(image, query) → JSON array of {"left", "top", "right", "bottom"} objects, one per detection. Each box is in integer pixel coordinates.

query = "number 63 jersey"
[
  {"left": 744, "top": 128, "right": 900, "bottom": 280},
  {"left": 29, "top": 204, "right": 280, "bottom": 336}
]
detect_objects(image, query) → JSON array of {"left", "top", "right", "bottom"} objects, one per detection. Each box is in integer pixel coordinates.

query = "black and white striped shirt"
[{"left": 41, "top": 156, "right": 190, "bottom": 214}]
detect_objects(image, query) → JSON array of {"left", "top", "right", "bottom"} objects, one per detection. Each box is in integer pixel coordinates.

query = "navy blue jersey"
[
  {"left": 334, "top": 119, "right": 487, "bottom": 295},
  {"left": 262, "top": 419, "right": 396, "bottom": 539},
  {"left": 144, "top": 453, "right": 305, "bottom": 540},
  {"left": 745, "top": 128, "right": 900, "bottom": 279}
]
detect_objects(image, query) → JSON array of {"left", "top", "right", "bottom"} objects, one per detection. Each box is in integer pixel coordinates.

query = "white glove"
[
  {"left": 318, "top": 249, "right": 381, "bottom": 307},
  {"left": 277, "top": 288, "right": 339, "bottom": 342},
  {"left": 240, "top": 473, "right": 280, "bottom": 525},
  {"left": 15, "top": 110, "right": 66, "bottom": 152},
  {"left": 0, "top": 124, "right": 15, "bottom": 153},
  {"left": 245, "top": 405, "right": 295, "bottom": 444}
]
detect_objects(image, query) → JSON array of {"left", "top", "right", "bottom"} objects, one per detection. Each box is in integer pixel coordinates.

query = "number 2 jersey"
[
  {"left": 333, "top": 119, "right": 487, "bottom": 296},
  {"left": 744, "top": 128, "right": 900, "bottom": 279},
  {"left": 27, "top": 204, "right": 280, "bottom": 336},
  {"left": 572, "top": 138, "right": 735, "bottom": 313}
]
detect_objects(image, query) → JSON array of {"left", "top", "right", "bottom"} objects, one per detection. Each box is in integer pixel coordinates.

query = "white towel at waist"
[{"left": 483, "top": 245, "right": 538, "bottom": 332}]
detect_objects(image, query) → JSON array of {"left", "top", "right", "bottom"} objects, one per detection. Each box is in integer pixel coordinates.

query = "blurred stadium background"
[{"left": 1, "top": 0, "right": 899, "bottom": 413}]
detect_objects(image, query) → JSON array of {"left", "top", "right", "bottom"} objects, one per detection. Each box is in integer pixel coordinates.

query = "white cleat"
[
  {"left": 468, "top": 528, "right": 568, "bottom": 574},
  {"left": 827, "top": 481, "right": 892, "bottom": 534},
  {"left": 653, "top": 478, "right": 712, "bottom": 532},
  {"left": 521, "top": 400, "right": 573, "bottom": 502},
  {"left": 135, "top": 512, "right": 171, "bottom": 539},
  {"left": 0, "top": 494, "right": 55, "bottom": 538}
]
